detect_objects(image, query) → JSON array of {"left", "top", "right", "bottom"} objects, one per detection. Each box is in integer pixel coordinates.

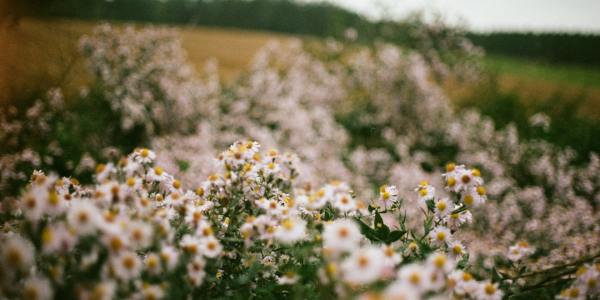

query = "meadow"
[{"left": 1, "top": 17, "right": 599, "bottom": 300}]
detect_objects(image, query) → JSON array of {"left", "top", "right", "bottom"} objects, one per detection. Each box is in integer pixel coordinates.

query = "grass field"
[
  {"left": 2, "top": 18, "right": 599, "bottom": 118},
  {"left": 480, "top": 55, "right": 600, "bottom": 117},
  {"left": 0, "top": 18, "right": 289, "bottom": 102}
]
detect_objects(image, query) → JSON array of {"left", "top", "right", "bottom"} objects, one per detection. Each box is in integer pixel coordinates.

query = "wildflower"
[
  {"left": 1, "top": 235, "right": 35, "bottom": 272},
  {"left": 376, "top": 185, "right": 398, "bottom": 210},
  {"left": 144, "top": 253, "right": 162, "bottom": 275},
  {"left": 384, "top": 281, "right": 420, "bottom": 300},
  {"left": 507, "top": 241, "right": 535, "bottom": 262},
  {"left": 67, "top": 200, "right": 100, "bottom": 235},
  {"left": 333, "top": 193, "right": 357, "bottom": 213},
  {"left": 187, "top": 256, "right": 206, "bottom": 287},
  {"left": 341, "top": 246, "right": 385, "bottom": 285},
  {"left": 111, "top": 251, "right": 142, "bottom": 281},
  {"left": 201, "top": 236, "right": 223, "bottom": 258},
  {"left": 274, "top": 218, "right": 307, "bottom": 244},
  {"left": 397, "top": 263, "right": 433, "bottom": 292},
  {"left": 133, "top": 148, "right": 156, "bottom": 164},
  {"left": 477, "top": 281, "right": 503, "bottom": 300},
  {"left": 22, "top": 276, "right": 53, "bottom": 300},
  {"left": 382, "top": 244, "right": 402, "bottom": 266},
  {"left": 277, "top": 272, "right": 300, "bottom": 285},
  {"left": 429, "top": 226, "right": 452, "bottom": 246},
  {"left": 415, "top": 181, "right": 434, "bottom": 202},
  {"left": 427, "top": 252, "right": 455, "bottom": 273},
  {"left": 434, "top": 198, "right": 452, "bottom": 218},
  {"left": 323, "top": 219, "right": 362, "bottom": 253}
]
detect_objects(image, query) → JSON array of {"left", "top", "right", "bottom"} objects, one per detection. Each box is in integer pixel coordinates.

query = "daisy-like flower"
[
  {"left": 376, "top": 185, "right": 398, "bottom": 210},
  {"left": 111, "top": 251, "right": 142, "bottom": 281},
  {"left": 415, "top": 181, "right": 435, "bottom": 202},
  {"left": 128, "top": 221, "right": 153, "bottom": 249},
  {"left": 274, "top": 217, "right": 307, "bottom": 244},
  {"left": 180, "top": 235, "right": 203, "bottom": 256},
  {"left": 383, "top": 281, "right": 420, "bottom": 300},
  {"left": 427, "top": 252, "right": 455, "bottom": 273},
  {"left": 22, "top": 276, "right": 53, "bottom": 300},
  {"left": 160, "top": 245, "right": 179, "bottom": 271},
  {"left": 201, "top": 236, "right": 223, "bottom": 258},
  {"left": 477, "top": 281, "right": 503, "bottom": 300},
  {"left": 461, "top": 187, "right": 486, "bottom": 207},
  {"left": 187, "top": 255, "right": 206, "bottom": 287},
  {"left": 397, "top": 263, "right": 433, "bottom": 292},
  {"left": 146, "top": 166, "right": 169, "bottom": 183},
  {"left": 429, "top": 226, "right": 452, "bottom": 246},
  {"left": 138, "top": 284, "right": 164, "bottom": 300},
  {"left": 448, "top": 241, "right": 466, "bottom": 259},
  {"left": 67, "top": 200, "right": 100, "bottom": 235},
  {"left": 433, "top": 198, "right": 452, "bottom": 218},
  {"left": 557, "top": 287, "right": 585, "bottom": 300},
  {"left": 445, "top": 208, "right": 473, "bottom": 230},
  {"left": 507, "top": 241, "right": 535, "bottom": 262},
  {"left": 144, "top": 253, "right": 162, "bottom": 275},
  {"left": 382, "top": 244, "right": 402, "bottom": 266},
  {"left": 323, "top": 219, "right": 362, "bottom": 253},
  {"left": 333, "top": 193, "right": 356, "bottom": 213},
  {"left": 95, "top": 163, "right": 115, "bottom": 182},
  {"left": 307, "top": 190, "right": 329, "bottom": 210},
  {"left": 20, "top": 190, "right": 46, "bottom": 222},
  {"left": 448, "top": 270, "right": 479, "bottom": 296},
  {"left": 277, "top": 272, "right": 300, "bottom": 285},
  {"left": 263, "top": 161, "right": 281, "bottom": 175},
  {"left": 41, "top": 222, "right": 77, "bottom": 254},
  {"left": 1, "top": 235, "right": 35, "bottom": 272},
  {"left": 341, "top": 246, "right": 385, "bottom": 285},
  {"left": 133, "top": 148, "right": 156, "bottom": 164},
  {"left": 85, "top": 281, "right": 116, "bottom": 300}
]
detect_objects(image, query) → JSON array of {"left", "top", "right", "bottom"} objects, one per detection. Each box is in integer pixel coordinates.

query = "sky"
[{"left": 301, "top": 0, "right": 600, "bottom": 33}]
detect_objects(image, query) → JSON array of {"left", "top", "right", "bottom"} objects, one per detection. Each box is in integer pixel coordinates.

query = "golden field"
[{"left": 2, "top": 18, "right": 599, "bottom": 118}]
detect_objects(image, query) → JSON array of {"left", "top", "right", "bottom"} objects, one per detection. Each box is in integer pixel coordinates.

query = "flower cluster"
[{"left": 0, "top": 141, "right": 504, "bottom": 299}]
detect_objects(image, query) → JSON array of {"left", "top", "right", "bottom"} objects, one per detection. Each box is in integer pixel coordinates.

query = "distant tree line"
[
  {"left": 467, "top": 32, "right": 600, "bottom": 67},
  {"left": 9, "top": 0, "right": 600, "bottom": 67}
]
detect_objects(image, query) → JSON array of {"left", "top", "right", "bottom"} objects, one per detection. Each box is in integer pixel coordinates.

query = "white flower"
[
  {"left": 277, "top": 272, "right": 300, "bottom": 285},
  {"left": 397, "top": 263, "right": 433, "bottom": 292},
  {"left": 1, "top": 235, "right": 35, "bottom": 272},
  {"left": 448, "top": 241, "right": 466, "bottom": 259},
  {"left": 433, "top": 198, "right": 452, "bottom": 218},
  {"left": 144, "top": 253, "right": 162, "bottom": 275},
  {"left": 323, "top": 219, "right": 362, "bottom": 253},
  {"left": 376, "top": 185, "right": 399, "bottom": 210},
  {"left": 128, "top": 221, "right": 153, "bottom": 249},
  {"left": 201, "top": 236, "right": 223, "bottom": 258},
  {"left": 22, "top": 276, "right": 53, "bottom": 300},
  {"left": 415, "top": 181, "right": 435, "bottom": 202},
  {"left": 382, "top": 244, "right": 402, "bottom": 266},
  {"left": 333, "top": 193, "right": 356, "bottom": 213},
  {"left": 41, "top": 222, "right": 77, "bottom": 254},
  {"left": 67, "top": 200, "right": 100, "bottom": 235},
  {"left": 477, "top": 281, "right": 503, "bottom": 300},
  {"left": 341, "top": 246, "right": 385, "bottom": 285},
  {"left": 274, "top": 218, "right": 307, "bottom": 244},
  {"left": 133, "top": 148, "right": 156, "bottom": 164},
  {"left": 507, "top": 241, "right": 535, "bottom": 262},
  {"left": 160, "top": 245, "right": 179, "bottom": 271},
  {"left": 427, "top": 252, "right": 455, "bottom": 273},
  {"left": 20, "top": 190, "right": 46, "bottom": 222},
  {"left": 146, "top": 166, "right": 169, "bottom": 183},
  {"left": 111, "top": 251, "right": 142, "bottom": 281},
  {"left": 384, "top": 281, "right": 421, "bottom": 300},
  {"left": 187, "top": 255, "right": 206, "bottom": 287},
  {"left": 428, "top": 226, "right": 452, "bottom": 246}
]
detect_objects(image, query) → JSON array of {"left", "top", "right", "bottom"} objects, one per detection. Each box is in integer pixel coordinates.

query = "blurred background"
[{"left": 1, "top": 0, "right": 599, "bottom": 165}]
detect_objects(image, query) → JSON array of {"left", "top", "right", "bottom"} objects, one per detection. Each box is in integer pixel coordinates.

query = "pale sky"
[{"left": 301, "top": 0, "right": 600, "bottom": 33}]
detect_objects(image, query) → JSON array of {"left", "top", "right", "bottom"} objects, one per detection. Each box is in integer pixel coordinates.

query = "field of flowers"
[{"left": 1, "top": 23, "right": 599, "bottom": 300}]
